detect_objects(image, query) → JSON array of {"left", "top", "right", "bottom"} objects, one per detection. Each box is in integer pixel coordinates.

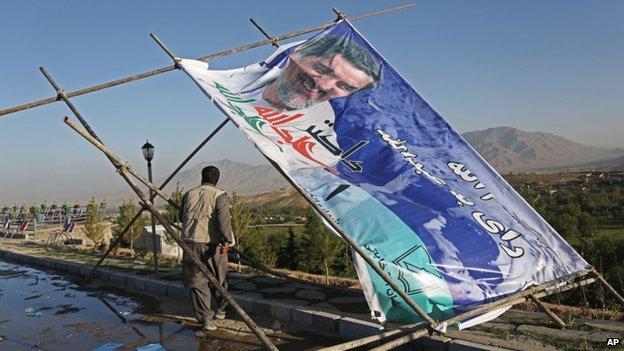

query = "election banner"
[{"left": 178, "top": 20, "right": 590, "bottom": 324}]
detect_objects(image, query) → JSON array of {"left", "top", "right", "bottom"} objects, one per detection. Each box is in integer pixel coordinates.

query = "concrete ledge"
[
  {"left": 80, "top": 266, "right": 92, "bottom": 277},
  {"left": 66, "top": 262, "right": 82, "bottom": 274},
  {"left": 145, "top": 278, "right": 169, "bottom": 296},
  {"left": 339, "top": 316, "right": 384, "bottom": 340},
  {"left": 270, "top": 299, "right": 307, "bottom": 322},
  {"left": 2, "top": 248, "right": 509, "bottom": 350},
  {"left": 132, "top": 276, "right": 147, "bottom": 291},
  {"left": 92, "top": 268, "right": 112, "bottom": 281},
  {"left": 41, "top": 258, "right": 57, "bottom": 269},
  {"left": 166, "top": 284, "right": 189, "bottom": 300},
  {"left": 234, "top": 293, "right": 261, "bottom": 312},
  {"left": 109, "top": 272, "right": 130, "bottom": 287},
  {"left": 292, "top": 307, "right": 341, "bottom": 336},
  {"left": 251, "top": 297, "right": 273, "bottom": 316},
  {"left": 449, "top": 340, "right": 511, "bottom": 351}
]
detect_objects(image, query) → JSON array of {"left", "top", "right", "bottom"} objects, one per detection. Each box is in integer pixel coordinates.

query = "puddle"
[{"left": 0, "top": 260, "right": 225, "bottom": 350}]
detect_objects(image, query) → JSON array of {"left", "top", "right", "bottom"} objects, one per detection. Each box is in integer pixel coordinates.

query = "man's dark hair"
[
  {"left": 201, "top": 166, "right": 220, "bottom": 185},
  {"left": 297, "top": 35, "right": 381, "bottom": 87}
]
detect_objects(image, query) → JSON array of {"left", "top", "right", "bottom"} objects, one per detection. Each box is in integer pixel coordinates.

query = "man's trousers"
[{"left": 182, "top": 242, "right": 228, "bottom": 323}]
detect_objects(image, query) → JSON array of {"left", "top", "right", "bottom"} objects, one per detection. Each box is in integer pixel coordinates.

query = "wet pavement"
[{"left": 0, "top": 260, "right": 341, "bottom": 350}]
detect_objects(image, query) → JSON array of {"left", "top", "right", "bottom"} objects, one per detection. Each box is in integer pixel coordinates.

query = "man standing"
[{"left": 180, "top": 166, "right": 234, "bottom": 333}]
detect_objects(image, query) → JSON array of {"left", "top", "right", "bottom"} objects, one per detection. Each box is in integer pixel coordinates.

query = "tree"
[
  {"left": 277, "top": 227, "right": 300, "bottom": 270},
  {"left": 115, "top": 200, "right": 148, "bottom": 257},
  {"left": 84, "top": 197, "right": 106, "bottom": 251},
  {"left": 299, "top": 208, "right": 342, "bottom": 283},
  {"left": 230, "top": 194, "right": 252, "bottom": 271},
  {"left": 331, "top": 243, "right": 357, "bottom": 279},
  {"left": 164, "top": 183, "right": 184, "bottom": 226}
]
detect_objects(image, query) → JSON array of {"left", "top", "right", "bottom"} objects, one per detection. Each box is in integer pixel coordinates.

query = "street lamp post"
[{"left": 141, "top": 140, "right": 158, "bottom": 276}]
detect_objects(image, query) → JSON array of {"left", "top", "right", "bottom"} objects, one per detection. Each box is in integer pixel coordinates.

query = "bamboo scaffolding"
[
  {"left": 322, "top": 273, "right": 596, "bottom": 351},
  {"left": 0, "top": 3, "right": 414, "bottom": 118},
  {"left": 63, "top": 116, "right": 278, "bottom": 351},
  {"left": 147, "top": 29, "right": 440, "bottom": 329}
]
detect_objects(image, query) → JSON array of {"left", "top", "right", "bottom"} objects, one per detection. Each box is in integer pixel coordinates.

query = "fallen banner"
[{"left": 178, "top": 20, "right": 590, "bottom": 324}]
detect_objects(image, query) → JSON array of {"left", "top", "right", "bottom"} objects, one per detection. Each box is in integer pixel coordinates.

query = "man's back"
[{"left": 181, "top": 183, "right": 232, "bottom": 244}]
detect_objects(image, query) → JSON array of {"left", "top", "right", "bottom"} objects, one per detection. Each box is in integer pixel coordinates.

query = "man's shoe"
[{"left": 215, "top": 309, "right": 226, "bottom": 320}]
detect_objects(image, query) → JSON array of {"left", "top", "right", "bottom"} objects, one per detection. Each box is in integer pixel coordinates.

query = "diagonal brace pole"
[
  {"left": 593, "top": 270, "right": 624, "bottom": 306},
  {"left": 39, "top": 67, "right": 180, "bottom": 211},
  {"left": 529, "top": 294, "right": 566, "bottom": 328},
  {"left": 64, "top": 117, "right": 278, "bottom": 351}
]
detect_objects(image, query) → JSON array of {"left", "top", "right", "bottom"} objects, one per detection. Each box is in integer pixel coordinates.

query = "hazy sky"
[{"left": 1, "top": 1, "right": 622, "bottom": 204}]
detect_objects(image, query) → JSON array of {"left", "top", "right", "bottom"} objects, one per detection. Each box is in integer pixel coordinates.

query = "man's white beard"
[{"left": 275, "top": 74, "right": 314, "bottom": 111}]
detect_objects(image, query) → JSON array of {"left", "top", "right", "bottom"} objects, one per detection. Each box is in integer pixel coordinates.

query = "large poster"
[{"left": 179, "top": 20, "right": 589, "bottom": 323}]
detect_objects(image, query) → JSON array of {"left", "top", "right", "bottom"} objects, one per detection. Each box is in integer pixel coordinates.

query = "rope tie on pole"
[
  {"left": 332, "top": 8, "right": 347, "bottom": 21},
  {"left": 250, "top": 18, "right": 280, "bottom": 48}
]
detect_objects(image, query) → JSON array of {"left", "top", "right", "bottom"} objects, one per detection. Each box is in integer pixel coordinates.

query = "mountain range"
[
  {"left": 462, "top": 127, "right": 623, "bottom": 173},
  {"left": 108, "top": 127, "right": 622, "bottom": 206}
]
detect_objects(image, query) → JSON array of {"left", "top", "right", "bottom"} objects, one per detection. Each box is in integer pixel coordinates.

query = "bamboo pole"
[
  {"left": 529, "top": 294, "right": 566, "bottom": 328},
  {"left": 64, "top": 117, "right": 278, "bottom": 351},
  {"left": 0, "top": 3, "right": 414, "bottom": 118},
  {"left": 595, "top": 272, "right": 624, "bottom": 306},
  {"left": 249, "top": 18, "right": 279, "bottom": 47},
  {"left": 363, "top": 271, "right": 594, "bottom": 351},
  {"left": 38, "top": 67, "right": 180, "bottom": 211},
  {"left": 323, "top": 272, "right": 594, "bottom": 351}
]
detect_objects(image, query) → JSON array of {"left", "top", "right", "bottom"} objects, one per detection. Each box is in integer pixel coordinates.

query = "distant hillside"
[
  {"left": 240, "top": 187, "right": 308, "bottom": 209},
  {"left": 162, "top": 159, "right": 289, "bottom": 196},
  {"left": 462, "top": 127, "right": 622, "bottom": 173}
]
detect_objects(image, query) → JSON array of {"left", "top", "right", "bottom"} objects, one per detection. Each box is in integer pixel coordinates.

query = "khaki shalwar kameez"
[{"left": 180, "top": 183, "right": 234, "bottom": 324}]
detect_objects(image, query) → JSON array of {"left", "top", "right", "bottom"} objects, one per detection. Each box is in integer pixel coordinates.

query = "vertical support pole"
[
  {"left": 148, "top": 160, "right": 158, "bottom": 275},
  {"left": 529, "top": 295, "right": 566, "bottom": 328}
]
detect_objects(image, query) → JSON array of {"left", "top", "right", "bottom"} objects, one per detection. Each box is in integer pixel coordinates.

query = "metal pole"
[
  {"left": 64, "top": 117, "right": 279, "bottom": 351},
  {"left": 0, "top": 3, "right": 414, "bottom": 118},
  {"left": 148, "top": 160, "right": 158, "bottom": 276},
  {"left": 85, "top": 118, "right": 229, "bottom": 281}
]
